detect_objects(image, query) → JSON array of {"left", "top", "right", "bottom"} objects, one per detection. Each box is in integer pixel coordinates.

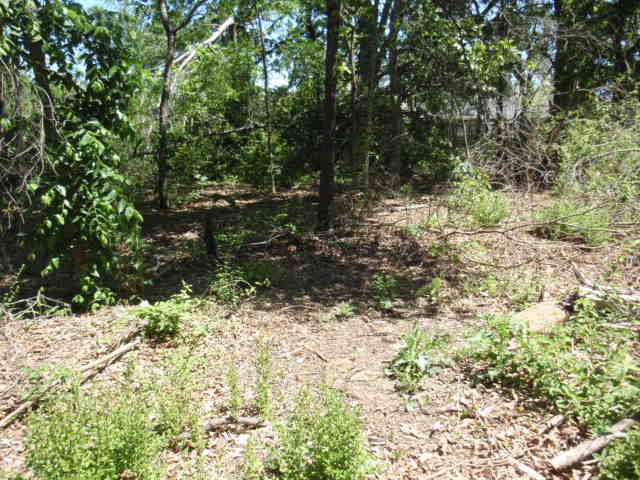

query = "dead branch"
[
  {"left": 203, "top": 415, "right": 267, "bottom": 432},
  {"left": 0, "top": 338, "right": 141, "bottom": 429},
  {"left": 510, "top": 458, "right": 545, "bottom": 480},
  {"left": 550, "top": 418, "right": 637, "bottom": 471},
  {"left": 175, "top": 16, "right": 235, "bottom": 72}
]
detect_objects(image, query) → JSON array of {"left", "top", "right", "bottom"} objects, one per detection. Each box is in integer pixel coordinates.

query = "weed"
[
  {"left": 26, "top": 387, "right": 163, "bottom": 480},
  {"left": 385, "top": 323, "right": 447, "bottom": 393},
  {"left": 147, "top": 349, "right": 205, "bottom": 450},
  {"left": 267, "top": 385, "right": 374, "bottom": 480},
  {"left": 243, "top": 437, "right": 265, "bottom": 480},
  {"left": 370, "top": 272, "right": 399, "bottom": 310},
  {"left": 137, "top": 283, "right": 193, "bottom": 340},
  {"left": 227, "top": 358, "right": 243, "bottom": 416},
  {"left": 534, "top": 199, "right": 612, "bottom": 246},
  {"left": 333, "top": 302, "right": 356, "bottom": 320},
  {"left": 209, "top": 262, "right": 275, "bottom": 304},
  {"left": 255, "top": 339, "right": 274, "bottom": 419},
  {"left": 417, "top": 277, "right": 444, "bottom": 304}
]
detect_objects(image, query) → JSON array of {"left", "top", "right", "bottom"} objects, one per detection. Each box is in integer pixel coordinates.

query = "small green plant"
[
  {"left": 147, "top": 349, "right": 205, "bottom": 450},
  {"left": 449, "top": 169, "right": 510, "bottom": 227},
  {"left": 267, "top": 385, "right": 374, "bottom": 480},
  {"left": 333, "top": 302, "right": 356, "bottom": 320},
  {"left": 243, "top": 437, "right": 265, "bottom": 480},
  {"left": 227, "top": 358, "right": 243, "bottom": 416},
  {"left": 209, "top": 263, "right": 273, "bottom": 304},
  {"left": 370, "top": 272, "right": 399, "bottom": 309},
  {"left": 136, "top": 284, "right": 193, "bottom": 340},
  {"left": 534, "top": 199, "right": 612, "bottom": 246},
  {"left": 255, "top": 339, "right": 274, "bottom": 419},
  {"left": 26, "top": 387, "right": 163, "bottom": 480},
  {"left": 417, "top": 277, "right": 444, "bottom": 304},
  {"left": 596, "top": 428, "right": 640, "bottom": 480},
  {"left": 386, "top": 323, "right": 447, "bottom": 393}
]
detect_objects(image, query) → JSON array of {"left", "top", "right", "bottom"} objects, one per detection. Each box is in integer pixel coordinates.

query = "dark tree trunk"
[
  {"left": 157, "top": 31, "right": 176, "bottom": 210},
  {"left": 318, "top": 0, "right": 341, "bottom": 231},
  {"left": 388, "top": 0, "right": 405, "bottom": 177}
]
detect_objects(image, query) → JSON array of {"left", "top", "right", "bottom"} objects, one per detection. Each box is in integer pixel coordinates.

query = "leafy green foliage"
[
  {"left": 26, "top": 388, "right": 162, "bottom": 480},
  {"left": 266, "top": 386, "right": 373, "bottom": 480},
  {"left": 534, "top": 199, "right": 612, "bottom": 246},
  {"left": 137, "top": 284, "right": 193, "bottom": 340},
  {"left": 386, "top": 323, "right": 446, "bottom": 393},
  {"left": 449, "top": 168, "right": 510, "bottom": 227},
  {"left": 464, "top": 301, "right": 640, "bottom": 473},
  {"left": 369, "top": 272, "right": 400, "bottom": 309},
  {"left": 597, "top": 428, "right": 640, "bottom": 480}
]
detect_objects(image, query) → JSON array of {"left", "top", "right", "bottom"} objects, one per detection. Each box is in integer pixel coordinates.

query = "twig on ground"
[{"left": 550, "top": 418, "right": 637, "bottom": 471}]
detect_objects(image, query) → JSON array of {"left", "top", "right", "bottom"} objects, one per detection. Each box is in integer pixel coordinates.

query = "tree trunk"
[
  {"left": 318, "top": 0, "right": 341, "bottom": 231},
  {"left": 256, "top": 11, "right": 276, "bottom": 194},
  {"left": 157, "top": 32, "right": 176, "bottom": 210},
  {"left": 353, "top": 0, "right": 379, "bottom": 197},
  {"left": 388, "top": 0, "right": 405, "bottom": 177}
]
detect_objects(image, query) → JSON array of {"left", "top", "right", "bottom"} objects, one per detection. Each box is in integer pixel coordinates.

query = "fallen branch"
[
  {"left": 550, "top": 418, "right": 637, "bottom": 471},
  {"left": 510, "top": 458, "right": 545, "bottom": 480},
  {"left": 0, "top": 338, "right": 141, "bottom": 429},
  {"left": 203, "top": 415, "right": 267, "bottom": 432}
]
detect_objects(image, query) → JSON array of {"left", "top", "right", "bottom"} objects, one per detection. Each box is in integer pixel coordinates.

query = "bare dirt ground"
[{"left": 1, "top": 184, "right": 637, "bottom": 479}]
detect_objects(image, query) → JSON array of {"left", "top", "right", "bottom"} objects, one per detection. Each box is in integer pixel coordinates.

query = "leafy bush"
[
  {"left": 596, "top": 428, "right": 640, "bottom": 480},
  {"left": 463, "top": 301, "right": 640, "bottom": 477},
  {"left": 136, "top": 284, "right": 193, "bottom": 340},
  {"left": 386, "top": 323, "right": 446, "bottom": 393},
  {"left": 26, "top": 388, "right": 162, "bottom": 480},
  {"left": 267, "top": 386, "right": 373, "bottom": 480},
  {"left": 534, "top": 199, "right": 612, "bottom": 246},
  {"left": 449, "top": 168, "right": 510, "bottom": 227}
]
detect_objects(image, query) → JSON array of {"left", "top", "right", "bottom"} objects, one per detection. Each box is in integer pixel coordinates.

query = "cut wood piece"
[
  {"left": 513, "top": 301, "right": 569, "bottom": 333},
  {"left": 550, "top": 418, "right": 637, "bottom": 471}
]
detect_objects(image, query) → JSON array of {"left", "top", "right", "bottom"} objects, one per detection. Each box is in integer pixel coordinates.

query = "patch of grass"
[
  {"left": 462, "top": 300, "right": 640, "bottom": 476},
  {"left": 534, "top": 199, "right": 612, "bottom": 246},
  {"left": 264, "top": 385, "right": 374, "bottom": 480},
  {"left": 386, "top": 323, "right": 447, "bottom": 393}
]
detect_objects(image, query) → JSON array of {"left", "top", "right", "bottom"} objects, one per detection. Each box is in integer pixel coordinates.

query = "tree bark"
[{"left": 318, "top": 0, "right": 341, "bottom": 231}]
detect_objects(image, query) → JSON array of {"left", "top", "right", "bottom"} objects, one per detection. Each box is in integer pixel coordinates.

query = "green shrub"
[
  {"left": 136, "top": 284, "right": 193, "bottom": 340},
  {"left": 534, "top": 199, "right": 612, "bottom": 246},
  {"left": 464, "top": 300, "right": 639, "bottom": 432},
  {"left": 449, "top": 168, "right": 510, "bottom": 227},
  {"left": 208, "top": 263, "right": 273, "bottom": 304},
  {"left": 267, "top": 386, "right": 373, "bottom": 480},
  {"left": 596, "top": 428, "right": 640, "bottom": 480},
  {"left": 26, "top": 388, "right": 162, "bottom": 480}
]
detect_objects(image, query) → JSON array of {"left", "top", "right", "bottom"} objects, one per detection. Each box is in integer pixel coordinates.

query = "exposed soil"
[{"left": 1, "top": 184, "right": 638, "bottom": 479}]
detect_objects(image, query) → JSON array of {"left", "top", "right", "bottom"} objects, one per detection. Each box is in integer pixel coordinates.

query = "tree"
[
  {"left": 317, "top": 0, "right": 341, "bottom": 230},
  {"left": 1, "top": 0, "right": 143, "bottom": 308}
]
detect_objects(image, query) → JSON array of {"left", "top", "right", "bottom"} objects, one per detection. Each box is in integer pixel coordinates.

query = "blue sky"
[{"left": 78, "top": 0, "right": 110, "bottom": 9}]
